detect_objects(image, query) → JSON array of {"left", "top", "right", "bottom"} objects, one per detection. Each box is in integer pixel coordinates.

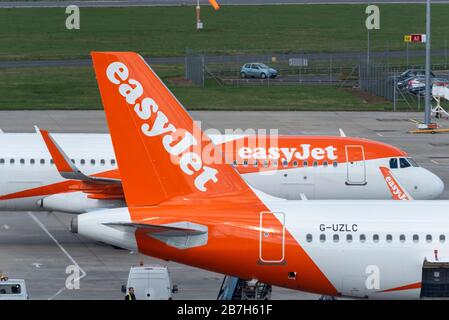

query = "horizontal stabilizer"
[{"left": 104, "top": 221, "right": 208, "bottom": 249}]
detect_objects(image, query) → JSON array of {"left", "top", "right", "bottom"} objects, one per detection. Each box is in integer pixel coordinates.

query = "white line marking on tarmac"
[
  {"left": 28, "top": 212, "right": 87, "bottom": 300},
  {"left": 376, "top": 132, "right": 384, "bottom": 137},
  {"left": 431, "top": 159, "right": 440, "bottom": 165}
]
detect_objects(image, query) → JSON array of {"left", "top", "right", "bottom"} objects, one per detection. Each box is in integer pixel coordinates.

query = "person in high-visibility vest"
[{"left": 125, "top": 287, "right": 136, "bottom": 300}]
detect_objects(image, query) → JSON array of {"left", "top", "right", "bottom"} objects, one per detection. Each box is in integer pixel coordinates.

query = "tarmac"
[{"left": 0, "top": 110, "right": 448, "bottom": 299}]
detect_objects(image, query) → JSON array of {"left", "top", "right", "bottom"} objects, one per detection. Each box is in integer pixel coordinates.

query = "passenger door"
[
  {"left": 259, "top": 211, "right": 285, "bottom": 264},
  {"left": 345, "top": 145, "right": 366, "bottom": 185}
]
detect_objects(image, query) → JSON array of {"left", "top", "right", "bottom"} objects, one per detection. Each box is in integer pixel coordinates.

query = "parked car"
[
  {"left": 240, "top": 63, "right": 277, "bottom": 79},
  {"left": 396, "top": 69, "right": 436, "bottom": 89},
  {"left": 406, "top": 77, "right": 449, "bottom": 95}
]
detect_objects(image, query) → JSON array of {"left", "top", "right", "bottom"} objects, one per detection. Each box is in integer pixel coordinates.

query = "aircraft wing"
[
  {"left": 379, "top": 166, "right": 414, "bottom": 200},
  {"left": 37, "top": 127, "right": 124, "bottom": 200}
]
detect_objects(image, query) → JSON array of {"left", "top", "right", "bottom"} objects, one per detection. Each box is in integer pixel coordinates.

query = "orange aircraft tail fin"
[{"left": 91, "top": 52, "right": 250, "bottom": 207}]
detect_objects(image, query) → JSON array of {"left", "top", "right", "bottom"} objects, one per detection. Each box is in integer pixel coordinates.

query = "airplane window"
[
  {"left": 10, "top": 159, "right": 15, "bottom": 164},
  {"left": 413, "top": 234, "right": 419, "bottom": 243},
  {"left": 293, "top": 161, "right": 298, "bottom": 167},
  {"left": 111, "top": 159, "right": 116, "bottom": 166},
  {"left": 282, "top": 160, "right": 288, "bottom": 167},
  {"left": 346, "top": 234, "right": 352, "bottom": 242},
  {"left": 50, "top": 159, "right": 54, "bottom": 165},
  {"left": 71, "top": 159, "right": 75, "bottom": 164},
  {"left": 333, "top": 234, "right": 339, "bottom": 242},
  {"left": 389, "top": 158, "right": 398, "bottom": 169},
  {"left": 91, "top": 159, "right": 95, "bottom": 165},
  {"left": 440, "top": 235, "right": 446, "bottom": 243},
  {"left": 407, "top": 158, "right": 419, "bottom": 167},
  {"left": 30, "top": 159, "right": 35, "bottom": 165},
  {"left": 263, "top": 160, "right": 268, "bottom": 168},
  {"left": 272, "top": 160, "right": 278, "bottom": 167},
  {"left": 373, "top": 234, "right": 379, "bottom": 243},
  {"left": 0, "top": 159, "right": 4, "bottom": 164},
  {"left": 81, "top": 159, "right": 85, "bottom": 165},
  {"left": 333, "top": 161, "right": 338, "bottom": 168},
  {"left": 320, "top": 234, "right": 326, "bottom": 242},
  {"left": 400, "top": 234, "right": 406, "bottom": 242},
  {"left": 360, "top": 234, "right": 366, "bottom": 242},
  {"left": 303, "top": 161, "right": 308, "bottom": 168},
  {"left": 323, "top": 161, "right": 328, "bottom": 168},
  {"left": 232, "top": 160, "right": 237, "bottom": 166},
  {"left": 426, "top": 234, "right": 432, "bottom": 243},
  {"left": 306, "top": 234, "right": 312, "bottom": 242},
  {"left": 20, "top": 159, "right": 25, "bottom": 164},
  {"left": 399, "top": 158, "right": 411, "bottom": 168},
  {"left": 253, "top": 160, "right": 258, "bottom": 167},
  {"left": 101, "top": 159, "right": 105, "bottom": 165},
  {"left": 386, "top": 234, "right": 393, "bottom": 242},
  {"left": 243, "top": 160, "right": 248, "bottom": 167},
  {"left": 40, "top": 159, "right": 45, "bottom": 165}
]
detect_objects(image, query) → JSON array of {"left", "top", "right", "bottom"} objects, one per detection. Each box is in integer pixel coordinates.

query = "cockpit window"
[
  {"left": 407, "top": 158, "right": 419, "bottom": 167},
  {"left": 399, "top": 158, "right": 411, "bottom": 168},
  {"left": 389, "top": 158, "right": 398, "bottom": 169}
]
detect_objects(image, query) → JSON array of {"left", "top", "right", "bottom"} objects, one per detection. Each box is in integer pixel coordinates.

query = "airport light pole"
[
  {"left": 196, "top": 0, "right": 203, "bottom": 30},
  {"left": 424, "top": 0, "right": 432, "bottom": 125},
  {"left": 367, "top": 0, "right": 371, "bottom": 66}
]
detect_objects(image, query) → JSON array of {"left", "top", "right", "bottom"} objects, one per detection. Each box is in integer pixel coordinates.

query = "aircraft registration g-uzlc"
[
  {"left": 0, "top": 121, "right": 444, "bottom": 214},
  {"left": 71, "top": 51, "right": 449, "bottom": 299}
]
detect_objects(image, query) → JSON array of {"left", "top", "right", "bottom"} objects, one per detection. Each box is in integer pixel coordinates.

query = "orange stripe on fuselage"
[
  {"left": 0, "top": 169, "right": 120, "bottom": 200},
  {"left": 219, "top": 135, "right": 406, "bottom": 173},
  {"left": 380, "top": 282, "right": 421, "bottom": 293},
  {"left": 130, "top": 197, "right": 339, "bottom": 296}
]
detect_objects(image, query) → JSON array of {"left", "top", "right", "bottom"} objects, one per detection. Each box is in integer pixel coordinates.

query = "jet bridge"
[
  {"left": 421, "top": 258, "right": 449, "bottom": 298},
  {"left": 217, "top": 276, "right": 271, "bottom": 300}
]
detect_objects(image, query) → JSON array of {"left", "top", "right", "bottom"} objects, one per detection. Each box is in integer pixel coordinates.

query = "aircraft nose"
[
  {"left": 432, "top": 174, "right": 445, "bottom": 199},
  {"left": 422, "top": 170, "right": 445, "bottom": 199}
]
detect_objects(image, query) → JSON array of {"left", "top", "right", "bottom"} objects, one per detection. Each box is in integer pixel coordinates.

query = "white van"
[
  {"left": 121, "top": 265, "right": 177, "bottom": 300},
  {"left": 0, "top": 279, "right": 28, "bottom": 300}
]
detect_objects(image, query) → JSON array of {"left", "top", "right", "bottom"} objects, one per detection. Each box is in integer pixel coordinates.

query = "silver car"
[{"left": 240, "top": 63, "right": 278, "bottom": 79}]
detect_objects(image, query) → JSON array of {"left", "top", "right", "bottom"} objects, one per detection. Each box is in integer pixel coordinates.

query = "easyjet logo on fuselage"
[
  {"left": 238, "top": 145, "right": 338, "bottom": 163},
  {"left": 380, "top": 167, "right": 410, "bottom": 200},
  {"left": 384, "top": 176, "right": 409, "bottom": 200},
  {"left": 106, "top": 61, "right": 218, "bottom": 192}
]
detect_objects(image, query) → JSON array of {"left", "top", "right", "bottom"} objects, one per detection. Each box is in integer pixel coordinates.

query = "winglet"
[
  {"left": 37, "top": 127, "right": 120, "bottom": 184},
  {"left": 36, "top": 126, "right": 79, "bottom": 176},
  {"left": 339, "top": 128, "right": 346, "bottom": 137},
  {"left": 379, "top": 167, "right": 413, "bottom": 200}
]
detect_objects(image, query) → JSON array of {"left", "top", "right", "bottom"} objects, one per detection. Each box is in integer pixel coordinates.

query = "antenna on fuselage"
[{"left": 339, "top": 128, "right": 346, "bottom": 137}]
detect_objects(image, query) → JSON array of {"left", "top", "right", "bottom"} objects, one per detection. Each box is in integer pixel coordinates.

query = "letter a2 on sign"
[
  {"left": 65, "top": 5, "right": 80, "bottom": 30},
  {"left": 365, "top": 5, "right": 380, "bottom": 30}
]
